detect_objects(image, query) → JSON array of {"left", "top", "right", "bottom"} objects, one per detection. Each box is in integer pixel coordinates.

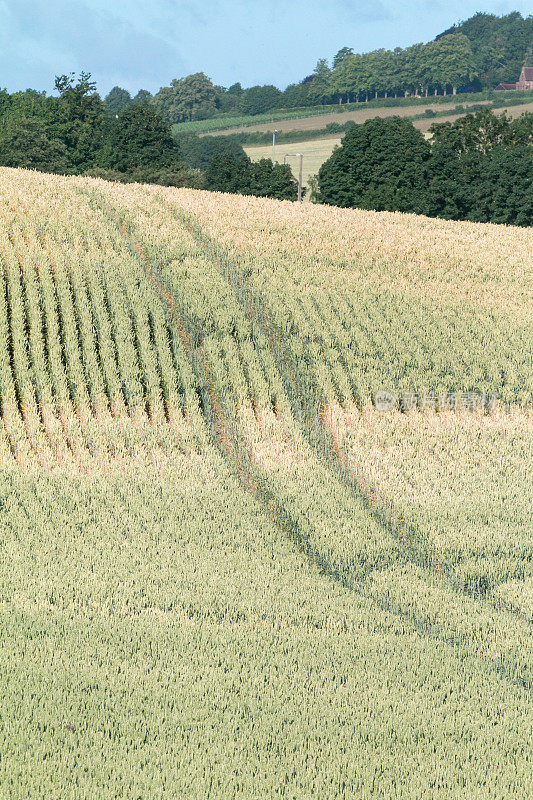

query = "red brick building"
[
  {"left": 496, "top": 64, "right": 533, "bottom": 91},
  {"left": 517, "top": 65, "right": 533, "bottom": 90}
]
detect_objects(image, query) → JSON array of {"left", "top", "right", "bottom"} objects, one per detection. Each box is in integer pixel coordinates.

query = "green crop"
[{"left": 0, "top": 167, "right": 531, "bottom": 799}]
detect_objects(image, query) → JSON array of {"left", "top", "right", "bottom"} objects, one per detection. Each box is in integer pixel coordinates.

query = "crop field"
[
  {"left": 171, "top": 90, "right": 533, "bottom": 136},
  {"left": 244, "top": 101, "right": 533, "bottom": 187},
  {"left": 211, "top": 99, "right": 490, "bottom": 136},
  {"left": 0, "top": 167, "right": 531, "bottom": 799}
]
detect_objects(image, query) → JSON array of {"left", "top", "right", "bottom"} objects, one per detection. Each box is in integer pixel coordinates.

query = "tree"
[
  {"left": 249, "top": 159, "right": 299, "bottom": 200},
  {"left": 430, "top": 33, "right": 478, "bottom": 94},
  {"left": 153, "top": 73, "right": 218, "bottom": 123},
  {"left": 333, "top": 47, "right": 354, "bottom": 69},
  {"left": 425, "top": 109, "right": 533, "bottom": 225},
  {"left": 104, "top": 86, "right": 132, "bottom": 117},
  {"left": 438, "top": 12, "right": 533, "bottom": 88},
  {"left": 177, "top": 133, "right": 246, "bottom": 171},
  {"left": 317, "top": 116, "right": 431, "bottom": 212},
  {"left": 98, "top": 101, "right": 184, "bottom": 182},
  {"left": 133, "top": 89, "right": 152, "bottom": 103},
  {"left": 50, "top": 72, "right": 105, "bottom": 172},
  {"left": 307, "top": 59, "right": 332, "bottom": 105},
  {"left": 205, "top": 152, "right": 297, "bottom": 200},
  {"left": 472, "top": 145, "right": 533, "bottom": 226},
  {"left": 509, "top": 111, "right": 533, "bottom": 146},
  {"left": 205, "top": 152, "right": 252, "bottom": 194},
  {"left": 429, "top": 109, "right": 516, "bottom": 154},
  {"left": 238, "top": 85, "right": 283, "bottom": 116},
  {"left": 332, "top": 53, "right": 364, "bottom": 103},
  {"left": 423, "top": 141, "right": 477, "bottom": 220},
  {"left": 0, "top": 117, "right": 69, "bottom": 173},
  {"left": 227, "top": 82, "right": 244, "bottom": 97},
  {"left": 281, "top": 82, "right": 312, "bottom": 108}
]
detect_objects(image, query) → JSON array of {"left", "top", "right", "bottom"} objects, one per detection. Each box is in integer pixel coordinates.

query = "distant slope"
[
  {"left": 213, "top": 100, "right": 475, "bottom": 136},
  {"left": 171, "top": 90, "right": 525, "bottom": 136},
  {"left": 244, "top": 101, "right": 533, "bottom": 187},
  {"left": 438, "top": 11, "right": 533, "bottom": 87}
]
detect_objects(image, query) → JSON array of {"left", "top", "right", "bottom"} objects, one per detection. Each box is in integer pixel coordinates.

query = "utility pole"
[
  {"left": 284, "top": 153, "right": 304, "bottom": 202},
  {"left": 296, "top": 153, "right": 303, "bottom": 202},
  {"left": 272, "top": 129, "right": 278, "bottom": 164}
]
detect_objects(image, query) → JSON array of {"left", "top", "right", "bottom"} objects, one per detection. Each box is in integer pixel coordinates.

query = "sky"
[{"left": 0, "top": 1, "right": 531, "bottom": 97}]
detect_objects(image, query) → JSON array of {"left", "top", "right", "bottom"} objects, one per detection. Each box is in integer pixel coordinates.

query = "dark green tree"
[
  {"left": 205, "top": 152, "right": 297, "bottom": 200},
  {"left": 472, "top": 145, "right": 533, "bottom": 226},
  {"left": 104, "top": 86, "right": 132, "bottom": 117},
  {"left": 317, "top": 116, "right": 430, "bottom": 212},
  {"left": 0, "top": 88, "right": 11, "bottom": 128},
  {"left": 423, "top": 142, "right": 478, "bottom": 220},
  {"left": 425, "top": 109, "right": 533, "bottom": 224},
  {"left": 238, "top": 85, "right": 283, "bottom": 115},
  {"left": 98, "top": 101, "right": 185, "bottom": 183},
  {"left": 281, "top": 82, "right": 312, "bottom": 108},
  {"left": 227, "top": 82, "right": 244, "bottom": 97},
  {"left": 133, "top": 89, "right": 152, "bottom": 103},
  {"left": 250, "top": 159, "right": 299, "bottom": 200},
  {"left": 205, "top": 152, "right": 252, "bottom": 193},
  {"left": 0, "top": 117, "right": 69, "bottom": 173},
  {"left": 50, "top": 72, "right": 105, "bottom": 172}
]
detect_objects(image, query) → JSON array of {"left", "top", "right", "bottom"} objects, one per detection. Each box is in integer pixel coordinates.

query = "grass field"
[
  {"left": 244, "top": 101, "right": 533, "bottom": 187},
  {"left": 0, "top": 168, "right": 531, "bottom": 799}
]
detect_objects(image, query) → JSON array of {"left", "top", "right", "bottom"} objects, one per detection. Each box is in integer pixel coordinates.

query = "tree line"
[
  {"left": 0, "top": 75, "right": 531, "bottom": 224},
  {"left": 141, "top": 33, "right": 479, "bottom": 126},
  {"left": 0, "top": 73, "right": 297, "bottom": 200},
  {"left": 129, "top": 12, "right": 532, "bottom": 125},
  {"left": 316, "top": 109, "right": 533, "bottom": 227}
]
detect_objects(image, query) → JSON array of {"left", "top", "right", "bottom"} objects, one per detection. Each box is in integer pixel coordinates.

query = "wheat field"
[{"left": 0, "top": 167, "right": 531, "bottom": 799}]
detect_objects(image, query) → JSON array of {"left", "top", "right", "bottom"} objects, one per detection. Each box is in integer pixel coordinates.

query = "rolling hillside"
[
  {"left": 243, "top": 100, "right": 533, "bottom": 188},
  {"left": 0, "top": 168, "right": 531, "bottom": 799}
]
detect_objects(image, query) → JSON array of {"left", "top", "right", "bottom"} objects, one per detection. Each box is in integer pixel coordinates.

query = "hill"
[
  {"left": 438, "top": 11, "right": 533, "bottom": 88},
  {"left": 172, "top": 89, "right": 532, "bottom": 136},
  {"left": 0, "top": 168, "right": 531, "bottom": 799},
  {"left": 242, "top": 101, "right": 533, "bottom": 190},
  {"left": 162, "top": 12, "right": 533, "bottom": 129}
]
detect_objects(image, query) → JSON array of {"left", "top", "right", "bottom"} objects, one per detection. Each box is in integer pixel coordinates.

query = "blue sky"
[{"left": 0, "top": 1, "right": 531, "bottom": 97}]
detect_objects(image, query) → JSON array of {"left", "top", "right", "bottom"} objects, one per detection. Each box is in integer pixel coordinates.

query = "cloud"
[
  {"left": 1, "top": 0, "right": 532, "bottom": 95},
  {"left": 335, "top": 0, "right": 391, "bottom": 22},
  {"left": 0, "top": 0, "right": 186, "bottom": 93}
]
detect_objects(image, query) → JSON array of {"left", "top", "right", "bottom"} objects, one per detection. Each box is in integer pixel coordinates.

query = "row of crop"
[
  {"left": 160, "top": 185, "right": 531, "bottom": 406},
  {"left": 0, "top": 176, "right": 201, "bottom": 470}
]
